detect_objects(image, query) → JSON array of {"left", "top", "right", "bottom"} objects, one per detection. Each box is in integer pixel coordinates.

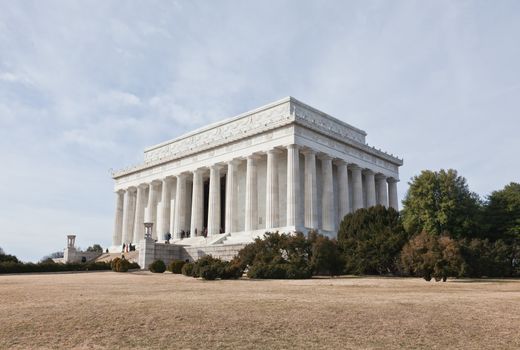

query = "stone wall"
[
  {"left": 63, "top": 248, "right": 102, "bottom": 263},
  {"left": 138, "top": 239, "right": 246, "bottom": 269}
]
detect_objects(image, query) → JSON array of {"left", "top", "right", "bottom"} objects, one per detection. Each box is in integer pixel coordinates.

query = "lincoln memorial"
[{"left": 110, "top": 97, "right": 403, "bottom": 254}]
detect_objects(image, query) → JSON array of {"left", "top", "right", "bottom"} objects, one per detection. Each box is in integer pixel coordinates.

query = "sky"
[{"left": 0, "top": 1, "right": 519, "bottom": 262}]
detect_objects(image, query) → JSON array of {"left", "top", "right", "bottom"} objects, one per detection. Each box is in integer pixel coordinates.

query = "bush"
[
  {"left": 400, "top": 232, "right": 463, "bottom": 281},
  {"left": 221, "top": 259, "right": 243, "bottom": 279},
  {"left": 111, "top": 257, "right": 130, "bottom": 272},
  {"left": 308, "top": 232, "right": 344, "bottom": 276},
  {"left": 167, "top": 259, "right": 186, "bottom": 274},
  {"left": 181, "top": 262, "right": 195, "bottom": 277},
  {"left": 192, "top": 255, "right": 224, "bottom": 280},
  {"left": 0, "top": 260, "right": 111, "bottom": 274},
  {"left": 128, "top": 261, "right": 140, "bottom": 270},
  {"left": 149, "top": 259, "right": 166, "bottom": 273}
]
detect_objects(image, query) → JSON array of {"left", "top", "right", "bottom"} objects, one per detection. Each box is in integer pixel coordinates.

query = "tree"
[
  {"left": 308, "top": 231, "right": 344, "bottom": 276},
  {"left": 401, "top": 169, "right": 482, "bottom": 239},
  {"left": 86, "top": 244, "right": 103, "bottom": 252},
  {"left": 0, "top": 247, "right": 19, "bottom": 263},
  {"left": 484, "top": 182, "right": 520, "bottom": 241},
  {"left": 337, "top": 205, "right": 408, "bottom": 275},
  {"left": 40, "top": 251, "right": 64, "bottom": 262},
  {"left": 400, "top": 231, "right": 463, "bottom": 281}
]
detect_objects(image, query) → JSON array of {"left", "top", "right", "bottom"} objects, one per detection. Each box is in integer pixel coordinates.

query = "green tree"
[
  {"left": 86, "top": 244, "right": 103, "bottom": 252},
  {"left": 401, "top": 169, "right": 481, "bottom": 238},
  {"left": 0, "top": 247, "right": 19, "bottom": 263},
  {"left": 337, "top": 205, "right": 408, "bottom": 275},
  {"left": 484, "top": 182, "right": 520, "bottom": 241}
]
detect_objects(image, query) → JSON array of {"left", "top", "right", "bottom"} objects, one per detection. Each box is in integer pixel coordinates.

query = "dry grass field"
[{"left": 0, "top": 272, "right": 519, "bottom": 349}]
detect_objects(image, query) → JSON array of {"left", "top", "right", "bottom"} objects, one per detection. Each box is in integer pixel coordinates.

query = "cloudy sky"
[{"left": 1, "top": 1, "right": 519, "bottom": 262}]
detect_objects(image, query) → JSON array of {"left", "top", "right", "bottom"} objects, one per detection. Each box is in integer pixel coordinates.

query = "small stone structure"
[
  {"left": 138, "top": 237, "right": 245, "bottom": 268},
  {"left": 63, "top": 235, "right": 102, "bottom": 263}
]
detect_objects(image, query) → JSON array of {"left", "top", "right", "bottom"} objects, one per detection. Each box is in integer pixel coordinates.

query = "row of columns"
[{"left": 112, "top": 144, "right": 399, "bottom": 246}]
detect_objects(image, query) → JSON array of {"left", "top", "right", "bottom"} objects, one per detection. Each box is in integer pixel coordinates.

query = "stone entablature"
[{"left": 113, "top": 97, "right": 401, "bottom": 179}]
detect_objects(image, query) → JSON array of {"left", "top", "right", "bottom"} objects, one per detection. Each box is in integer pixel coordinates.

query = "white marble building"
[{"left": 110, "top": 97, "right": 403, "bottom": 252}]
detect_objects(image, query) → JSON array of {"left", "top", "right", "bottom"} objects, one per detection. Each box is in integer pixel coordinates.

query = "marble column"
[
  {"left": 303, "top": 150, "right": 318, "bottom": 229},
  {"left": 146, "top": 181, "right": 160, "bottom": 239},
  {"left": 286, "top": 144, "right": 301, "bottom": 227},
  {"left": 173, "top": 174, "right": 187, "bottom": 238},
  {"left": 132, "top": 184, "right": 146, "bottom": 243},
  {"left": 190, "top": 169, "right": 204, "bottom": 236},
  {"left": 376, "top": 174, "right": 388, "bottom": 207},
  {"left": 365, "top": 170, "right": 376, "bottom": 208},
  {"left": 336, "top": 160, "right": 350, "bottom": 222},
  {"left": 245, "top": 155, "right": 258, "bottom": 231},
  {"left": 265, "top": 150, "right": 280, "bottom": 230},
  {"left": 121, "top": 187, "right": 136, "bottom": 244},
  {"left": 157, "top": 178, "right": 172, "bottom": 240},
  {"left": 388, "top": 178, "right": 399, "bottom": 210},
  {"left": 351, "top": 165, "right": 364, "bottom": 211},
  {"left": 208, "top": 165, "right": 222, "bottom": 236},
  {"left": 225, "top": 160, "right": 237, "bottom": 233},
  {"left": 321, "top": 155, "right": 334, "bottom": 231},
  {"left": 112, "top": 190, "right": 125, "bottom": 246}
]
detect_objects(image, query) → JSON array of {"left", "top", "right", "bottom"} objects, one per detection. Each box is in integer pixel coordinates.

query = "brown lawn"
[{"left": 0, "top": 272, "right": 519, "bottom": 349}]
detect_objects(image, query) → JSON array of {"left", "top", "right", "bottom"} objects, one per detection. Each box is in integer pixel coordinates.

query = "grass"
[{"left": 0, "top": 272, "right": 519, "bottom": 349}]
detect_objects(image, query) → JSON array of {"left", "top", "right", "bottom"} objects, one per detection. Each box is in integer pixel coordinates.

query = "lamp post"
[{"left": 144, "top": 222, "right": 153, "bottom": 239}]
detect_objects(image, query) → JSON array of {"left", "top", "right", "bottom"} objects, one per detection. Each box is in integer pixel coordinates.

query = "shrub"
[
  {"left": 308, "top": 232, "right": 344, "bottom": 276},
  {"left": 0, "top": 260, "right": 111, "bottom": 274},
  {"left": 111, "top": 257, "right": 130, "bottom": 272},
  {"left": 181, "top": 262, "right": 195, "bottom": 277},
  {"left": 400, "top": 231, "right": 463, "bottom": 281},
  {"left": 167, "top": 259, "right": 186, "bottom": 274},
  {"left": 220, "top": 259, "right": 244, "bottom": 279},
  {"left": 149, "top": 259, "right": 166, "bottom": 273},
  {"left": 128, "top": 261, "right": 140, "bottom": 270}
]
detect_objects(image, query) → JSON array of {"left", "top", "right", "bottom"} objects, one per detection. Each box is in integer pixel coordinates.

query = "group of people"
[{"left": 121, "top": 243, "right": 136, "bottom": 253}]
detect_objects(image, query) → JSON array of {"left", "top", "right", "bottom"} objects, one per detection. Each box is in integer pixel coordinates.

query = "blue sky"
[{"left": 1, "top": 1, "right": 519, "bottom": 262}]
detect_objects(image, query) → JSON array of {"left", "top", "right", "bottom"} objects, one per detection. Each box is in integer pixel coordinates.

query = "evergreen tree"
[{"left": 337, "top": 205, "right": 408, "bottom": 275}]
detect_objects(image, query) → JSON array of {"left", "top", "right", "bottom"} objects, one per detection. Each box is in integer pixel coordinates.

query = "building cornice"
[{"left": 113, "top": 97, "right": 403, "bottom": 179}]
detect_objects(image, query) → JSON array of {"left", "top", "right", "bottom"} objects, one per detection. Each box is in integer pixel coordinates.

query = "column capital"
[
  {"left": 192, "top": 168, "right": 206, "bottom": 175},
  {"left": 375, "top": 173, "right": 387, "bottom": 181},
  {"left": 126, "top": 186, "right": 137, "bottom": 194},
  {"left": 318, "top": 153, "right": 333, "bottom": 161},
  {"left": 266, "top": 148, "right": 283, "bottom": 155},
  {"left": 387, "top": 177, "right": 399, "bottom": 184},
  {"left": 176, "top": 173, "right": 188, "bottom": 180},
  {"left": 227, "top": 159, "right": 240, "bottom": 166},
  {"left": 301, "top": 148, "right": 316, "bottom": 157},
  {"left": 137, "top": 183, "right": 148, "bottom": 190},
  {"left": 149, "top": 179, "right": 162, "bottom": 187},
  {"left": 333, "top": 159, "right": 348, "bottom": 167},
  {"left": 116, "top": 189, "right": 125, "bottom": 195},
  {"left": 363, "top": 169, "right": 375, "bottom": 176},
  {"left": 286, "top": 144, "right": 300, "bottom": 150},
  {"left": 209, "top": 164, "right": 223, "bottom": 171},
  {"left": 349, "top": 164, "right": 362, "bottom": 172},
  {"left": 246, "top": 153, "right": 262, "bottom": 161}
]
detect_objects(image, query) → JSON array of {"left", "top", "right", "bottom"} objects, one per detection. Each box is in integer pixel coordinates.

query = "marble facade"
[{"left": 110, "top": 97, "right": 403, "bottom": 252}]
